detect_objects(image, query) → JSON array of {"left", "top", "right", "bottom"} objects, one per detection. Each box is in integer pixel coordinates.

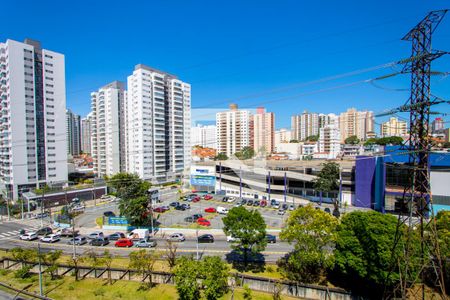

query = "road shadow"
[{"left": 225, "top": 249, "right": 266, "bottom": 273}]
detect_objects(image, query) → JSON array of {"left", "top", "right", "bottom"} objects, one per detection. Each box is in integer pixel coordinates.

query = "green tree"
[
  {"left": 201, "top": 256, "right": 230, "bottom": 300},
  {"left": 279, "top": 205, "right": 338, "bottom": 283},
  {"left": 333, "top": 211, "right": 419, "bottom": 297},
  {"left": 344, "top": 135, "right": 360, "bottom": 145},
  {"left": 442, "top": 142, "right": 450, "bottom": 148},
  {"left": 174, "top": 256, "right": 201, "bottom": 300},
  {"left": 129, "top": 250, "right": 160, "bottom": 288},
  {"left": 235, "top": 146, "right": 255, "bottom": 160},
  {"left": 313, "top": 162, "right": 340, "bottom": 195},
  {"left": 435, "top": 211, "right": 450, "bottom": 292},
  {"left": 363, "top": 138, "right": 378, "bottom": 146},
  {"left": 118, "top": 195, "right": 152, "bottom": 226},
  {"left": 243, "top": 284, "right": 252, "bottom": 300},
  {"left": 214, "top": 152, "right": 228, "bottom": 161},
  {"left": 42, "top": 250, "right": 63, "bottom": 280},
  {"left": 108, "top": 172, "right": 150, "bottom": 201},
  {"left": 222, "top": 206, "right": 267, "bottom": 269},
  {"left": 305, "top": 135, "right": 319, "bottom": 142},
  {"left": 10, "top": 248, "right": 37, "bottom": 279},
  {"left": 102, "top": 250, "right": 114, "bottom": 285},
  {"left": 289, "top": 139, "right": 299, "bottom": 143}
]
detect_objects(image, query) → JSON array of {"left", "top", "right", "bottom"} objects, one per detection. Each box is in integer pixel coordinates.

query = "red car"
[
  {"left": 203, "top": 195, "right": 213, "bottom": 200},
  {"left": 197, "top": 218, "right": 211, "bottom": 226},
  {"left": 153, "top": 206, "right": 169, "bottom": 213},
  {"left": 260, "top": 200, "right": 268, "bottom": 207},
  {"left": 115, "top": 238, "right": 133, "bottom": 248},
  {"left": 192, "top": 196, "right": 201, "bottom": 202},
  {"left": 204, "top": 207, "right": 216, "bottom": 213}
]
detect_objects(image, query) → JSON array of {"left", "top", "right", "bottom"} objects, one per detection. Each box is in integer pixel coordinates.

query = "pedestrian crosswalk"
[{"left": 0, "top": 219, "right": 45, "bottom": 240}]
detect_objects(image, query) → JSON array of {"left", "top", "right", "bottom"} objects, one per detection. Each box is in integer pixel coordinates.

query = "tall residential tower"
[
  {"left": 66, "top": 109, "right": 81, "bottom": 156},
  {"left": 216, "top": 104, "right": 250, "bottom": 158},
  {"left": 126, "top": 65, "right": 191, "bottom": 183},
  {"left": 0, "top": 39, "right": 67, "bottom": 200}
]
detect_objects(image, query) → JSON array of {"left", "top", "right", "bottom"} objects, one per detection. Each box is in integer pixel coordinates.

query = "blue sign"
[
  {"left": 108, "top": 217, "right": 128, "bottom": 225},
  {"left": 190, "top": 175, "right": 216, "bottom": 187}
]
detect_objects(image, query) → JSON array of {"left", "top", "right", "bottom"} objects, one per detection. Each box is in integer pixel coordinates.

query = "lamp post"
[{"left": 37, "top": 241, "right": 43, "bottom": 296}]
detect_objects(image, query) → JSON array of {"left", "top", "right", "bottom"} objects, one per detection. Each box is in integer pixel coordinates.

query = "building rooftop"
[{"left": 134, "top": 64, "right": 177, "bottom": 78}]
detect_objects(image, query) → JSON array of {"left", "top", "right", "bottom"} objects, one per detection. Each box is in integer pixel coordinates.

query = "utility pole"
[{"left": 37, "top": 241, "right": 43, "bottom": 296}]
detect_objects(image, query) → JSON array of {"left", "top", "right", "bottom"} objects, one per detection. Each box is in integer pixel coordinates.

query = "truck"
[
  {"left": 217, "top": 206, "right": 229, "bottom": 215},
  {"left": 127, "top": 229, "right": 150, "bottom": 240}
]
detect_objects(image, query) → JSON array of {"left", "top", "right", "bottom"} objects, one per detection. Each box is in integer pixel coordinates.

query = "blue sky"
[{"left": 2, "top": 1, "right": 449, "bottom": 129}]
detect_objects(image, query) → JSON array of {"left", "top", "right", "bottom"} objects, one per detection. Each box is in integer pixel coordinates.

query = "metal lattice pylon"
[{"left": 387, "top": 10, "right": 448, "bottom": 299}]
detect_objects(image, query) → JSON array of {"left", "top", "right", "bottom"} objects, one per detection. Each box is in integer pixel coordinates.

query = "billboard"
[{"left": 190, "top": 166, "right": 216, "bottom": 187}]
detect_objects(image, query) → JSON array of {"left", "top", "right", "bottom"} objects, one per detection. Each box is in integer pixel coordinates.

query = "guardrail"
[{"left": 0, "top": 281, "right": 52, "bottom": 299}]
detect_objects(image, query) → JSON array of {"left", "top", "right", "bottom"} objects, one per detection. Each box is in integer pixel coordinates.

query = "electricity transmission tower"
[{"left": 388, "top": 10, "right": 448, "bottom": 299}]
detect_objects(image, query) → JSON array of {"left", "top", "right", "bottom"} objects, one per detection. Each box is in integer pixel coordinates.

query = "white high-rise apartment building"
[
  {"left": 381, "top": 117, "right": 408, "bottom": 137},
  {"left": 91, "top": 81, "right": 126, "bottom": 177},
  {"left": 126, "top": 64, "right": 191, "bottom": 183},
  {"left": 319, "top": 113, "right": 339, "bottom": 128},
  {"left": 251, "top": 107, "right": 275, "bottom": 154},
  {"left": 339, "top": 108, "right": 374, "bottom": 143},
  {"left": 291, "top": 111, "right": 319, "bottom": 141},
  {"left": 66, "top": 109, "right": 81, "bottom": 156},
  {"left": 275, "top": 128, "right": 292, "bottom": 145},
  {"left": 81, "top": 112, "right": 93, "bottom": 154},
  {"left": 319, "top": 125, "right": 341, "bottom": 159},
  {"left": 216, "top": 104, "right": 250, "bottom": 158},
  {"left": 0, "top": 39, "right": 67, "bottom": 200},
  {"left": 191, "top": 124, "right": 217, "bottom": 149}
]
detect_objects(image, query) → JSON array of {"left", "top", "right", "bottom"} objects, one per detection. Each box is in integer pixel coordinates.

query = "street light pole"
[{"left": 37, "top": 241, "right": 43, "bottom": 296}]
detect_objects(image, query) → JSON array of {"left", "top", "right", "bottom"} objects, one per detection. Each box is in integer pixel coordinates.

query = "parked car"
[
  {"left": 277, "top": 209, "right": 286, "bottom": 215},
  {"left": 217, "top": 206, "right": 228, "bottom": 214},
  {"left": 36, "top": 227, "right": 52, "bottom": 236},
  {"left": 203, "top": 194, "right": 213, "bottom": 200},
  {"left": 266, "top": 234, "right": 276, "bottom": 244},
  {"left": 226, "top": 235, "right": 238, "bottom": 242},
  {"left": 227, "top": 196, "right": 236, "bottom": 203},
  {"left": 204, "top": 207, "right": 216, "bottom": 213},
  {"left": 103, "top": 211, "right": 115, "bottom": 217},
  {"left": 289, "top": 204, "right": 295, "bottom": 211},
  {"left": 184, "top": 216, "right": 195, "bottom": 223},
  {"left": 192, "top": 196, "right": 201, "bottom": 202},
  {"left": 154, "top": 206, "right": 169, "bottom": 213},
  {"left": 41, "top": 234, "right": 60, "bottom": 243},
  {"left": 67, "top": 236, "right": 87, "bottom": 245},
  {"left": 222, "top": 196, "right": 229, "bottom": 202},
  {"left": 88, "top": 231, "right": 104, "bottom": 239},
  {"left": 260, "top": 200, "right": 268, "bottom": 207},
  {"left": 134, "top": 238, "right": 157, "bottom": 248},
  {"left": 167, "top": 233, "right": 185, "bottom": 242},
  {"left": 197, "top": 234, "right": 214, "bottom": 243},
  {"left": 20, "top": 232, "right": 38, "bottom": 241},
  {"left": 272, "top": 201, "right": 280, "bottom": 209},
  {"left": 282, "top": 203, "right": 289, "bottom": 211},
  {"left": 253, "top": 200, "right": 260, "bottom": 207},
  {"left": 324, "top": 207, "right": 331, "bottom": 214},
  {"left": 115, "top": 238, "right": 133, "bottom": 248},
  {"left": 90, "top": 238, "right": 109, "bottom": 246},
  {"left": 128, "top": 229, "right": 150, "bottom": 240},
  {"left": 35, "top": 212, "right": 49, "bottom": 219},
  {"left": 108, "top": 232, "right": 125, "bottom": 241},
  {"left": 197, "top": 218, "right": 211, "bottom": 227},
  {"left": 175, "top": 205, "right": 186, "bottom": 211},
  {"left": 192, "top": 214, "right": 203, "bottom": 220},
  {"left": 181, "top": 203, "right": 191, "bottom": 210},
  {"left": 270, "top": 199, "right": 277, "bottom": 206},
  {"left": 59, "top": 228, "right": 79, "bottom": 237},
  {"left": 247, "top": 200, "right": 254, "bottom": 206},
  {"left": 169, "top": 202, "right": 180, "bottom": 207},
  {"left": 240, "top": 198, "right": 247, "bottom": 205}
]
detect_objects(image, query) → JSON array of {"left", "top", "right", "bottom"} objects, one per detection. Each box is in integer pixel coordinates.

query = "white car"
[
  {"left": 217, "top": 206, "right": 229, "bottom": 214},
  {"left": 277, "top": 209, "right": 286, "bottom": 215},
  {"left": 227, "top": 196, "right": 236, "bottom": 203},
  {"left": 40, "top": 234, "right": 61, "bottom": 243},
  {"left": 167, "top": 233, "right": 185, "bottom": 242},
  {"left": 20, "top": 232, "right": 38, "bottom": 241},
  {"left": 226, "top": 235, "right": 238, "bottom": 242}
]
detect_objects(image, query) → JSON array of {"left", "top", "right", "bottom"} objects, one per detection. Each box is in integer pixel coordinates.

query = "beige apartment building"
[
  {"left": 251, "top": 107, "right": 275, "bottom": 154},
  {"left": 381, "top": 117, "right": 408, "bottom": 137},
  {"left": 339, "top": 108, "right": 374, "bottom": 142},
  {"left": 216, "top": 104, "right": 250, "bottom": 157}
]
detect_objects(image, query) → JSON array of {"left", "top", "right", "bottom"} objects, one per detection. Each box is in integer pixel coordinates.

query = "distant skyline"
[{"left": 2, "top": 1, "right": 449, "bottom": 129}]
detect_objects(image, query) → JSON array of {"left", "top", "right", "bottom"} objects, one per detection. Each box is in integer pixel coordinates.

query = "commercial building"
[
  {"left": 275, "top": 142, "right": 318, "bottom": 160},
  {"left": 251, "top": 107, "right": 275, "bottom": 154},
  {"left": 432, "top": 117, "right": 445, "bottom": 133},
  {"left": 380, "top": 117, "right": 408, "bottom": 137},
  {"left": 339, "top": 108, "right": 374, "bottom": 143},
  {"left": 66, "top": 109, "right": 81, "bottom": 156},
  {"left": 0, "top": 39, "right": 68, "bottom": 200},
  {"left": 291, "top": 111, "right": 319, "bottom": 141},
  {"left": 126, "top": 64, "right": 191, "bottom": 183},
  {"left": 318, "top": 125, "right": 341, "bottom": 159},
  {"left": 191, "top": 124, "right": 216, "bottom": 149},
  {"left": 91, "top": 81, "right": 126, "bottom": 177},
  {"left": 216, "top": 104, "right": 250, "bottom": 158},
  {"left": 80, "top": 112, "right": 93, "bottom": 154}
]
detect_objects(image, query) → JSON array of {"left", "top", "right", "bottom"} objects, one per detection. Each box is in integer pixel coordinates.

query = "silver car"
[
  {"left": 135, "top": 239, "right": 157, "bottom": 248},
  {"left": 167, "top": 233, "right": 185, "bottom": 242}
]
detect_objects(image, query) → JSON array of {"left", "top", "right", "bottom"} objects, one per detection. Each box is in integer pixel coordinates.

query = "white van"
[
  {"left": 127, "top": 229, "right": 150, "bottom": 240},
  {"left": 217, "top": 206, "right": 229, "bottom": 215}
]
